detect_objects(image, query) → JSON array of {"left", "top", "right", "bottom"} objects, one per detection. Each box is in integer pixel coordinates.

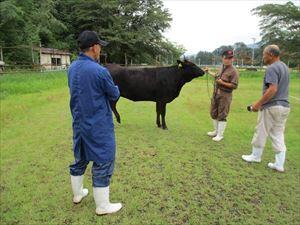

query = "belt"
[{"left": 217, "top": 87, "right": 232, "bottom": 93}]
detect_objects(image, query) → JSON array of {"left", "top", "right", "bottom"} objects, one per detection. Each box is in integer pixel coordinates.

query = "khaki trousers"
[
  {"left": 210, "top": 90, "right": 232, "bottom": 121},
  {"left": 251, "top": 105, "right": 290, "bottom": 152}
]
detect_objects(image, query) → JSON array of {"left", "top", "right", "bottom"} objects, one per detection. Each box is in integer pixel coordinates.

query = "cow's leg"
[
  {"left": 161, "top": 103, "right": 168, "bottom": 130},
  {"left": 110, "top": 100, "right": 121, "bottom": 123},
  {"left": 156, "top": 102, "right": 161, "bottom": 128}
]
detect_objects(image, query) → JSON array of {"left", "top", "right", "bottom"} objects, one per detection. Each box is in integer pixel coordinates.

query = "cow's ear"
[
  {"left": 177, "top": 60, "right": 183, "bottom": 64},
  {"left": 177, "top": 60, "right": 183, "bottom": 68}
]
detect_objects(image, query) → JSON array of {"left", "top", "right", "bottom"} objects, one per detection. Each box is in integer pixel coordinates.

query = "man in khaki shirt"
[{"left": 205, "top": 50, "right": 239, "bottom": 141}]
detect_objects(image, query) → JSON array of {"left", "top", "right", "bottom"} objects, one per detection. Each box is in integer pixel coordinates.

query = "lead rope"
[
  {"left": 205, "top": 68, "right": 217, "bottom": 101},
  {"left": 206, "top": 71, "right": 211, "bottom": 100},
  {"left": 206, "top": 66, "right": 226, "bottom": 101}
]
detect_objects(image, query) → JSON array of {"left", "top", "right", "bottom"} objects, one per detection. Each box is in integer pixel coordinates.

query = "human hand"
[
  {"left": 251, "top": 101, "right": 261, "bottom": 112},
  {"left": 216, "top": 78, "right": 223, "bottom": 85}
]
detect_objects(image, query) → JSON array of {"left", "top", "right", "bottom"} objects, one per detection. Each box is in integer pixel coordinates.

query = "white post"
[
  {"left": 31, "top": 45, "right": 35, "bottom": 64},
  {"left": 0, "top": 46, "right": 3, "bottom": 61},
  {"left": 39, "top": 42, "right": 42, "bottom": 72},
  {"left": 251, "top": 37, "right": 256, "bottom": 66}
]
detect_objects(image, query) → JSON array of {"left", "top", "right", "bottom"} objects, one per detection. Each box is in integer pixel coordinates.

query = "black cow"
[{"left": 106, "top": 60, "right": 205, "bottom": 129}]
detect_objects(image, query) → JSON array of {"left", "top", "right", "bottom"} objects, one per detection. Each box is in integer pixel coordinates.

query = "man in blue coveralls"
[{"left": 68, "top": 30, "right": 122, "bottom": 215}]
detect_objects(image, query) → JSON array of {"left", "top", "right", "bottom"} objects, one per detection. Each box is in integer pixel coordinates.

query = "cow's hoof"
[
  {"left": 157, "top": 124, "right": 161, "bottom": 128},
  {"left": 117, "top": 118, "right": 121, "bottom": 123},
  {"left": 162, "top": 126, "right": 168, "bottom": 130}
]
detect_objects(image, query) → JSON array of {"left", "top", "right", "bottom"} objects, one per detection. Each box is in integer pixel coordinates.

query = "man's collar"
[
  {"left": 223, "top": 64, "right": 232, "bottom": 68},
  {"left": 78, "top": 52, "right": 97, "bottom": 62}
]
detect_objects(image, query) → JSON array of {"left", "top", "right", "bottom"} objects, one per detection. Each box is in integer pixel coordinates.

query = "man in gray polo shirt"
[{"left": 242, "top": 45, "right": 290, "bottom": 172}]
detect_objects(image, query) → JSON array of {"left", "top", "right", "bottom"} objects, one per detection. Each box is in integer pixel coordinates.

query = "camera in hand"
[{"left": 247, "top": 105, "right": 253, "bottom": 112}]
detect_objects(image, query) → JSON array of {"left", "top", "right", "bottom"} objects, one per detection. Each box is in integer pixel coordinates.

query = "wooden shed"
[{"left": 40, "top": 48, "right": 71, "bottom": 70}]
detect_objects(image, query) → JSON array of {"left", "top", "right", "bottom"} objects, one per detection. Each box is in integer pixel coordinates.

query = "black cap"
[
  {"left": 77, "top": 30, "right": 108, "bottom": 49},
  {"left": 222, "top": 50, "right": 234, "bottom": 59}
]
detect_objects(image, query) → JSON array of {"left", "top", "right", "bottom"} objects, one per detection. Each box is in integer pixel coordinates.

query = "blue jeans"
[{"left": 69, "top": 154, "right": 115, "bottom": 187}]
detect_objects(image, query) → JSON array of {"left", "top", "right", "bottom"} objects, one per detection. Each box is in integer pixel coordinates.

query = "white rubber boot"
[
  {"left": 94, "top": 186, "right": 122, "bottom": 215},
  {"left": 71, "top": 175, "right": 89, "bottom": 204},
  {"left": 268, "top": 151, "right": 285, "bottom": 172},
  {"left": 242, "top": 146, "right": 263, "bottom": 163},
  {"left": 212, "top": 121, "right": 226, "bottom": 141},
  {"left": 207, "top": 119, "right": 218, "bottom": 137}
]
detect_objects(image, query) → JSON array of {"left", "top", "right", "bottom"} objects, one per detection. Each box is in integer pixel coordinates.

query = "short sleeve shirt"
[
  {"left": 262, "top": 61, "right": 289, "bottom": 109},
  {"left": 217, "top": 65, "right": 239, "bottom": 92}
]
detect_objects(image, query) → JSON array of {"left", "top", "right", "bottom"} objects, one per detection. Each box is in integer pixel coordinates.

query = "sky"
[{"left": 162, "top": 0, "right": 299, "bottom": 55}]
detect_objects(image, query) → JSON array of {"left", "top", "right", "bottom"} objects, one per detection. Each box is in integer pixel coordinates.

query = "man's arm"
[
  {"left": 101, "top": 69, "right": 120, "bottom": 101},
  {"left": 252, "top": 84, "right": 278, "bottom": 112},
  {"left": 216, "top": 79, "right": 237, "bottom": 89},
  {"left": 204, "top": 67, "right": 217, "bottom": 77}
]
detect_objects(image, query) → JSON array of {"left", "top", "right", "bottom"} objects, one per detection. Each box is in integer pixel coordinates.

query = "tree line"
[
  {"left": 0, "top": 1, "right": 299, "bottom": 67},
  {"left": 191, "top": 42, "right": 261, "bottom": 67},
  {"left": 191, "top": 1, "right": 300, "bottom": 68},
  {"left": 0, "top": 0, "right": 185, "bottom": 66}
]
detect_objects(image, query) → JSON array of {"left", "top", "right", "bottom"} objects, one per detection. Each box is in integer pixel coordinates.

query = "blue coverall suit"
[{"left": 68, "top": 53, "right": 120, "bottom": 187}]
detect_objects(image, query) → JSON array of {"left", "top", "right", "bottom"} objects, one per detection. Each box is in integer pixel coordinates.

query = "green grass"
[{"left": 1, "top": 70, "right": 299, "bottom": 225}]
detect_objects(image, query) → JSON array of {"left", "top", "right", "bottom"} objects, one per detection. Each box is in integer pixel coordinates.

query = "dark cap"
[
  {"left": 77, "top": 30, "right": 108, "bottom": 49},
  {"left": 222, "top": 50, "right": 234, "bottom": 59}
]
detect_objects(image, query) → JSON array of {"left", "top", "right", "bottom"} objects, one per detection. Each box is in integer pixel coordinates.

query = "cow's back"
[{"left": 106, "top": 64, "right": 183, "bottom": 102}]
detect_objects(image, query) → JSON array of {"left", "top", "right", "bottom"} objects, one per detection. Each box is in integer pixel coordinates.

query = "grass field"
[{"left": 1, "top": 70, "right": 299, "bottom": 225}]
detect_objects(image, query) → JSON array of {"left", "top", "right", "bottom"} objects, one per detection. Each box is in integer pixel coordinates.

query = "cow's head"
[{"left": 177, "top": 59, "right": 205, "bottom": 82}]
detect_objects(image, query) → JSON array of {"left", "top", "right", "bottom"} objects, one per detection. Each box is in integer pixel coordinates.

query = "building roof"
[{"left": 40, "top": 48, "right": 71, "bottom": 55}]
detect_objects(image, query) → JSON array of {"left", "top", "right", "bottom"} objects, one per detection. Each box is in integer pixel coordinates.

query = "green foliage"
[
  {"left": 233, "top": 42, "right": 252, "bottom": 65},
  {"left": 0, "top": 1, "right": 25, "bottom": 45},
  {"left": 252, "top": 1, "right": 300, "bottom": 67},
  {"left": 0, "top": 0, "right": 183, "bottom": 65},
  {"left": 194, "top": 42, "right": 264, "bottom": 67},
  {"left": 196, "top": 45, "right": 234, "bottom": 66},
  {"left": 195, "top": 51, "right": 214, "bottom": 65},
  {"left": 59, "top": 0, "right": 175, "bottom": 64},
  {"left": 0, "top": 0, "right": 67, "bottom": 65},
  {"left": 1, "top": 71, "right": 299, "bottom": 224}
]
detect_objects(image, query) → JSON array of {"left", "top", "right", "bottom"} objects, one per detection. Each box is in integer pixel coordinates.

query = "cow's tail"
[{"left": 110, "top": 100, "right": 121, "bottom": 123}]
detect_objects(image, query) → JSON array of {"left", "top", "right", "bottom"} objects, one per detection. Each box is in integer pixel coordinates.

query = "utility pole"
[
  {"left": 0, "top": 41, "right": 3, "bottom": 62},
  {"left": 31, "top": 44, "right": 35, "bottom": 64},
  {"left": 251, "top": 37, "right": 256, "bottom": 66},
  {"left": 0, "top": 46, "right": 3, "bottom": 61},
  {"left": 39, "top": 42, "right": 42, "bottom": 72},
  {"left": 124, "top": 53, "right": 127, "bottom": 66}
]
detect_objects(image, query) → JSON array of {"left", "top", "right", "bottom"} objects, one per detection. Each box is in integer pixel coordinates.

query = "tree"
[
  {"left": 0, "top": 0, "right": 66, "bottom": 65},
  {"left": 111, "top": 0, "right": 173, "bottom": 64},
  {"left": 212, "top": 45, "right": 233, "bottom": 65},
  {"left": 195, "top": 51, "right": 214, "bottom": 65},
  {"left": 1, "top": 0, "right": 184, "bottom": 66},
  {"left": 233, "top": 42, "right": 252, "bottom": 66},
  {"left": 54, "top": 0, "right": 179, "bottom": 64},
  {"left": 252, "top": 1, "right": 300, "bottom": 67}
]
